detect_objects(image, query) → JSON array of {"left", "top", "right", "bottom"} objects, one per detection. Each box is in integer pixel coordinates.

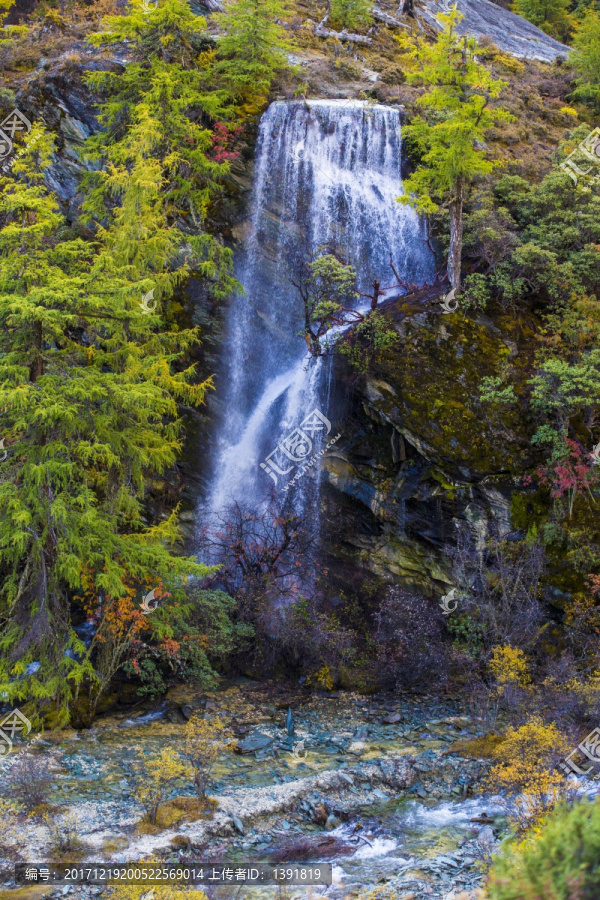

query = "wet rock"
[
  {"left": 312, "top": 802, "right": 329, "bottom": 825},
  {"left": 237, "top": 732, "right": 274, "bottom": 754},
  {"left": 231, "top": 815, "right": 245, "bottom": 835},
  {"left": 59, "top": 114, "right": 92, "bottom": 143},
  {"left": 382, "top": 711, "right": 402, "bottom": 724},
  {"left": 437, "top": 854, "right": 459, "bottom": 868},
  {"left": 180, "top": 704, "right": 200, "bottom": 720},
  {"left": 325, "top": 813, "right": 341, "bottom": 830},
  {"left": 377, "top": 758, "right": 417, "bottom": 791},
  {"left": 477, "top": 825, "right": 495, "bottom": 847}
]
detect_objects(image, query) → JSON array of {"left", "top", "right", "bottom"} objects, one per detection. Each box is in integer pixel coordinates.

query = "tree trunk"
[
  {"left": 371, "top": 280, "right": 381, "bottom": 310},
  {"left": 29, "top": 320, "right": 43, "bottom": 382},
  {"left": 448, "top": 177, "right": 464, "bottom": 291}
]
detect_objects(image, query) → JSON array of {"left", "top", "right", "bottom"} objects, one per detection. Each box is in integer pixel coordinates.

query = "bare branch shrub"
[
  {"left": 4, "top": 752, "right": 52, "bottom": 811},
  {"left": 372, "top": 585, "right": 457, "bottom": 690}
]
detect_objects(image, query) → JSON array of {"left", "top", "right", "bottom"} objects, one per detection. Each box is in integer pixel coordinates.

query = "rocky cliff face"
[
  {"left": 419, "top": 0, "right": 569, "bottom": 62},
  {"left": 320, "top": 296, "right": 536, "bottom": 595}
]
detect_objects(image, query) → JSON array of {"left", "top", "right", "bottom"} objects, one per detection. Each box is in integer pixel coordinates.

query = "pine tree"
[
  {"left": 0, "top": 0, "right": 27, "bottom": 83},
  {"left": 214, "top": 0, "right": 291, "bottom": 111},
  {"left": 398, "top": 10, "right": 512, "bottom": 291}
]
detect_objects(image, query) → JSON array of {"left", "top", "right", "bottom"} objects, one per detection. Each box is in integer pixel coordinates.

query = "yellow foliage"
[
  {"left": 110, "top": 881, "right": 207, "bottom": 900},
  {"left": 545, "top": 672, "right": 600, "bottom": 709},
  {"left": 487, "top": 717, "right": 568, "bottom": 828},
  {"left": 132, "top": 748, "right": 193, "bottom": 826},
  {"left": 0, "top": 798, "right": 23, "bottom": 855},
  {"left": 489, "top": 50, "right": 526, "bottom": 75},
  {"left": 0, "top": 798, "right": 21, "bottom": 817},
  {"left": 449, "top": 732, "right": 506, "bottom": 758},
  {"left": 560, "top": 106, "right": 579, "bottom": 117},
  {"left": 308, "top": 665, "right": 334, "bottom": 691},
  {"left": 42, "top": 8, "right": 67, "bottom": 30},
  {"left": 489, "top": 644, "right": 531, "bottom": 689},
  {"left": 183, "top": 714, "right": 232, "bottom": 799},
  {"left": 153, "top": 796, "right": 214, "bottom": 828},
  {"left": 393, "top": 27, "right": 424, "bottom": 69}
]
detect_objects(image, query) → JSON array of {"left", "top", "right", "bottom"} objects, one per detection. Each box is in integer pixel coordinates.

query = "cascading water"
[{"left": 200, "top": 99, "right": 434, "bottom": 532}]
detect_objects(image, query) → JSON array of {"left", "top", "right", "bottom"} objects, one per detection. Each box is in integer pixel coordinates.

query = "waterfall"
[{"left": 200, "top": 99, "right": 434, "bottom": 530}]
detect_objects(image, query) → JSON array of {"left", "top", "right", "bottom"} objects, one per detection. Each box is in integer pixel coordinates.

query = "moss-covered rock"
[{"left": 320, "top": 298, "right": 538, "bottom": 594}]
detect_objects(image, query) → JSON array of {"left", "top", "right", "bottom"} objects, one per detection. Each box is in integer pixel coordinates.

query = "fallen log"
[
  {"left": 372, "top": 6, "right": 411, "bottom": 28},
  {"left": 314, "top": 21, "right": 373, "bottom": 43}
]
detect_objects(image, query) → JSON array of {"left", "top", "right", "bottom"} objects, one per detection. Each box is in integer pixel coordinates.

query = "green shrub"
[{"left": 488, "top": 798, "right": 600, "bottom": 900}]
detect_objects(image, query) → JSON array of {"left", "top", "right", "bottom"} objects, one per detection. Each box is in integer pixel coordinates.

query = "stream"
[{"left": 3, "top": 682, "right": 506, "bottom": 900}]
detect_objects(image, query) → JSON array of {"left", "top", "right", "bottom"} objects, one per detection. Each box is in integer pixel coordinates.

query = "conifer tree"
[
  {"left": 0, "top": 123, "right": 212, "bottom": 722},
  {"left": 330, "top": 0, "right": 371, "bottom": 31},
  {"left": 85, "top": 0, "right": 238, "bottom": 293},
  {"left": 0, "top": 0, "right": 27, "bottom": 83},
  {"left": 214, "top": 0, "right": 291, "bottom": 111},
  {"left": 571, "top": 10, "right": 600, "bottom": 111},
  {"left": 398, "top": 10, "right": 512, "bottom": 291}
]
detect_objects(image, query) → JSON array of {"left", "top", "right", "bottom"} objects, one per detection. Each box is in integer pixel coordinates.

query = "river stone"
[
  {"left": 437, "top": 855, "right": 459, "bottom": 868},
  {"left": 237, "top": 732, "right": 273, "bottom": 753},
  {"left": 231, "top": 815, "right": 245, "bottom": 834},
  {"left": 477, "top": 825, "right": 495, "bottom": 846},
  {"left": 382, "top": 712, "right": 401, "bottom": 724}
]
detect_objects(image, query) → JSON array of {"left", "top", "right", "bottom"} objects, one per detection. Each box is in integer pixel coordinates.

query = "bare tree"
[
  {"left": 198, "top": 498, "right": 354, "bottom": 674},
  {"left": 373, "top": 585, "right": 458, "bottom": 689},
  {"left": 198, "top": 497, "right": 318, "bottom": 615}
]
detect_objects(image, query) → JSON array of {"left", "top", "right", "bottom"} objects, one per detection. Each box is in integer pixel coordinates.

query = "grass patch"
[
  {"left": 448, "top": 733, "right": 507, "bottom": 758},
  {"left": 0, "top": 889, "right": 54, "bottom": 900},
  {"left": 102, "top": 835, "right": 130, "bottom": 854},
  {"left": 137, "top": 796, "right": 218, "bottom": 833}
]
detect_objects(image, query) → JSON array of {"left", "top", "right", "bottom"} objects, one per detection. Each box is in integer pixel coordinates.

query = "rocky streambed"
[{"left": 1, "top": 681, "right": 506, "bottom": 899}]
